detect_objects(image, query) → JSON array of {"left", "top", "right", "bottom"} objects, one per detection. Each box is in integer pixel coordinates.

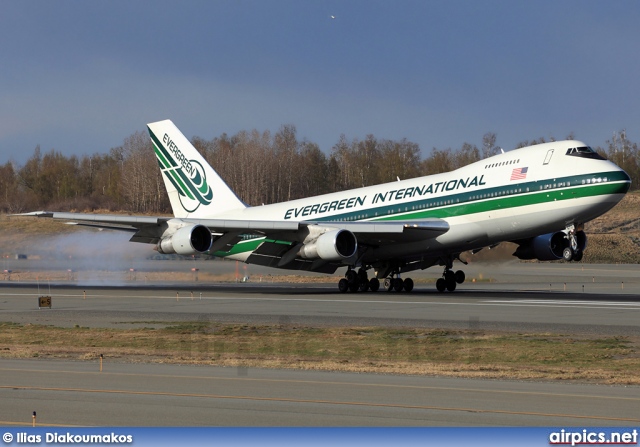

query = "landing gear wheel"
[
  {"left": 359, "top": 281, "right": 370, "bottom": 292},
  {"left": 338, "top": 278, "right": 349, "bottom": 293},
  {"left": 348, "top": 281, "right": 359, "bottom": 293},
  {"left": 383, "top": 277, "right": 393, "bottom": 292},
  {"left": 562, "top": 247, "right": 574, "bottom": 262},
  {"left": 403, "top": 278, "right": 414, "bottom": 292},
  {"left": 446, "top": 279, "right": 457, "bottom": 292},
  {"left": 444, "top": 270, "right": 456, "bottom": 283},
  {"left": 369, "top": 278, "right": 380, "bottom": 292},
  {"left": 436, "top": 278, "right": 446, "bottom": 292},
  {"left": 345, "top": 269, "right": 358, "bottom": 284},
  {"left": 393, "top": 278, "right": 404, "bottom": 292},
  {"left": 455, "top": 270, "right": 466, "bottom": 284}
]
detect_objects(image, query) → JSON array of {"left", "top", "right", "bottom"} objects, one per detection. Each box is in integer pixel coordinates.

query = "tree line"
[{"left": 0, "top": 127, "right": 637, "bottom": 214}]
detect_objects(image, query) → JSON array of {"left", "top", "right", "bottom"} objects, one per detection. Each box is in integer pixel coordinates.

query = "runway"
[
  {"left": 1, "top": 263, "right": 640, "bottom": 426},
  {"left": 1, "top": 359, "right": 639, "bottom": 427},
  {"left": 1, "top": 281, "right": 640, "bottom": 335}
]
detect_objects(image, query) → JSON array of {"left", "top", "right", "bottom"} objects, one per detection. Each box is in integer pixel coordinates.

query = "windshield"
[{"left": 565, "top": 146, "right": 607, "bottom": 160}]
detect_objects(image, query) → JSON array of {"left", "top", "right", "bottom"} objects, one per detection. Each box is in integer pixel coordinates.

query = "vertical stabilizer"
[{"left": 147, "top": 119, "right": 246, "bottom": 218}]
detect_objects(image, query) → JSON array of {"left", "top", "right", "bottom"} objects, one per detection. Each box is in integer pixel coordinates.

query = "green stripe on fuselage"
[
  {"left": 376, "top": 181, "right": 629, "bottom": 222},
  {"left": 314, "top": 171, "right": 631, "bottom": 223}
]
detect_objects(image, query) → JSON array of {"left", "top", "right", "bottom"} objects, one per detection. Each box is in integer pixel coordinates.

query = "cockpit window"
[{"left": 565, "top": 146, "right": 607, "bottom": 160}]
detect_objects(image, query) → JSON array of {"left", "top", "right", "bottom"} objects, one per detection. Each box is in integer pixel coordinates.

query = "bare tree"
[{"left": 481, "top": 132, "right": 498, "bottom": 158}]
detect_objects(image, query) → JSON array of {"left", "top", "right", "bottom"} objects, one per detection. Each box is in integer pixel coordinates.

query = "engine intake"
[
  {"left": 513, "top": 231, "right": 587, "bottom": 261},
  {"left": 298, "top": 229, "right": 357, "bottom": 261},
  {"left": 157, "top": 224, "right": 212, "bottom": 255}
]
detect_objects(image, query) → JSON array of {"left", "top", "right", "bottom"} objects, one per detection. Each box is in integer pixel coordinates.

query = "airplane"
[{"left": 20, "top": 119, "right": 631, "bottom": 293}]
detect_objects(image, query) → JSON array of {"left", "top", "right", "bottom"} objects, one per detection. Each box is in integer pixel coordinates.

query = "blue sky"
[{"left": 1, "top": 0, "right": 638, "bottom": 165}]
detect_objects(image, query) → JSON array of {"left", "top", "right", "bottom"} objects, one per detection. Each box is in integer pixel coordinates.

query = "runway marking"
[
  {"left": 2, "top": 384, "right": 639, "bottom": 423},
  {"left": 1, "top": 367, "right": 639, "bottom": 402},
  {"left": 0, "top": 420, "right": 82, "bottom": 427},
  {"left": 4, "top": 291, "right": 640, "bottom": 307},
  {"left": 484, "top": 299, "right": 640, "bottom": 310}
]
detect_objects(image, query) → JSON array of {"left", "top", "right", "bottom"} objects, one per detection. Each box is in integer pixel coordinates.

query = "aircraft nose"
[{"left": 617, "top": 167, "right": 632, "bottom": 192}]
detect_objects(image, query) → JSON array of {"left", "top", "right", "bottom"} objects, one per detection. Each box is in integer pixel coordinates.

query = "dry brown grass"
[{"left": 1, "top": 322, "right": 639, "bottom": 385}]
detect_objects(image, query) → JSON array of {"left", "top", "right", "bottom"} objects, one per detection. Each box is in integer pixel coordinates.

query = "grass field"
[{"left": 1, "top": 321, "right": 639, "bottom": 385}]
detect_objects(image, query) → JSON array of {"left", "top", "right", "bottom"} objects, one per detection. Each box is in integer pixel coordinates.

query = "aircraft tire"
[
  {"left": 562, "top": 247, "right": 574, "bottom": 262},
  {"left": 338, "top": 278, "right": 349, "bottom": 293},
  {"left": 446, "top": 279, "right": 457, "bottom": 292},
  {"left": 444, "top": 270, "right": 456, "bottom": 283},
  {"left": 455, "top": 270, "right": 466, "bottom": 284},
  {"left": 369, "top": 278, "right": 380, "bottom": 292},
  {"left": 436, "top": 278, "right": 446, "bottom": 292},
  {"left": 383, "top": 277, "right": 393, "bottom": 292},
  {"left": 403, "top": 278, "right": 414, "bottom": 292},
  {"left": 393, "top": 278, "right": 404, "bottom": 292}
]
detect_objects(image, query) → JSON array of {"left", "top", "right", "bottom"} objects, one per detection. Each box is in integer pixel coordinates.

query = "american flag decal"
[{"left": 510, "top": 167, "right": 528, "bottom": 181}]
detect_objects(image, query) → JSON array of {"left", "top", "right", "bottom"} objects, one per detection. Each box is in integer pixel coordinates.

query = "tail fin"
[{"left": 147, "top": 119, "right": 246, "bottom": 218}]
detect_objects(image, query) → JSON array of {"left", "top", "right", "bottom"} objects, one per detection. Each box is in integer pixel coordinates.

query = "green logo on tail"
[{"left": 151, "top": 132, "right": 213, "bottom": 213}]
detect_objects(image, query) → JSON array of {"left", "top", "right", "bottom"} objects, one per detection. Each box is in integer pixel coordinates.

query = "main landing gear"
[
  {"left": 435, "top": 268, "right": 466, "bottom": 292},
  {"left": 382, "top": 276, "right": 414, "bottom": 293},
  {"left": 337, "top": 264, "right": 467, "bottom": 293},
  {"left": 338, "top": 268, "right": 379, "bottom": 293},
  {"left": 435, "top": 257, "right": 466, "bottom": 293},
  {"left": 337, "top": 267, "right": 414, "bottom": 293}
]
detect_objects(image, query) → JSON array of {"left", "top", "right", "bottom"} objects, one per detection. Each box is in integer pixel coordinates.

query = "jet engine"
[
  {"left": 298, "top": 228, "right": 357, "bottom": 261},
  {"left": 513, "top": 231, "right": 587, "bottom": 261},
  {"left": 157, "top": 224, "right": 213, "bottom": 255}
]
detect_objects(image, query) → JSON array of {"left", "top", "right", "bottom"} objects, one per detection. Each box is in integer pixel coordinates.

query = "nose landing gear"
[{"left": 562, "top": 225, "right": 585, "bottom": 262}]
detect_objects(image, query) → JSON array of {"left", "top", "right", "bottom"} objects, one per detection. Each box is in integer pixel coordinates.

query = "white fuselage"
[{"left": 213, "top": 140, "right": 629, "bottom": 263}]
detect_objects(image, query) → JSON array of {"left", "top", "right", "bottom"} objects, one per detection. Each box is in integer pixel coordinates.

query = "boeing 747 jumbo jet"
[{"left": 21, "top": 120, "right": 631, "bottom": 292}]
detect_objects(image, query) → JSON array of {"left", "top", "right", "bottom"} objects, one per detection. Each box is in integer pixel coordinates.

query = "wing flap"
[
  {"left": 246, "top": 240, "right": 340, "bottom": 274},
  {"left": 303, "top": 219, "right": 450, "bottom": 245}
]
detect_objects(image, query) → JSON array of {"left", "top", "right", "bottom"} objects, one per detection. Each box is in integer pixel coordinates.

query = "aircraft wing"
[
  {"left": 18, "top": 211, "right": 164, "bottom": 230},
  {"left": 17, "top": 211, "right": 303, "bottom": 233},
  {"left": 19, "top": 211, "right": 449, "bottom": 244},
  {"left": 17, "top": 211, "right": 449, "bottom": 271}
]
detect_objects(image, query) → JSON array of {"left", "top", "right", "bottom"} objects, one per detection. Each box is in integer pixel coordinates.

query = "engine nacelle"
[
  {"left": 513, "top": 231, "right": 587, "bottom": 261},
  {"left": 298, "top": 229, "right": 357, "bottom": 261},
  {"left": 157, "top": 224, "right": 212, "bottom": 255}
]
